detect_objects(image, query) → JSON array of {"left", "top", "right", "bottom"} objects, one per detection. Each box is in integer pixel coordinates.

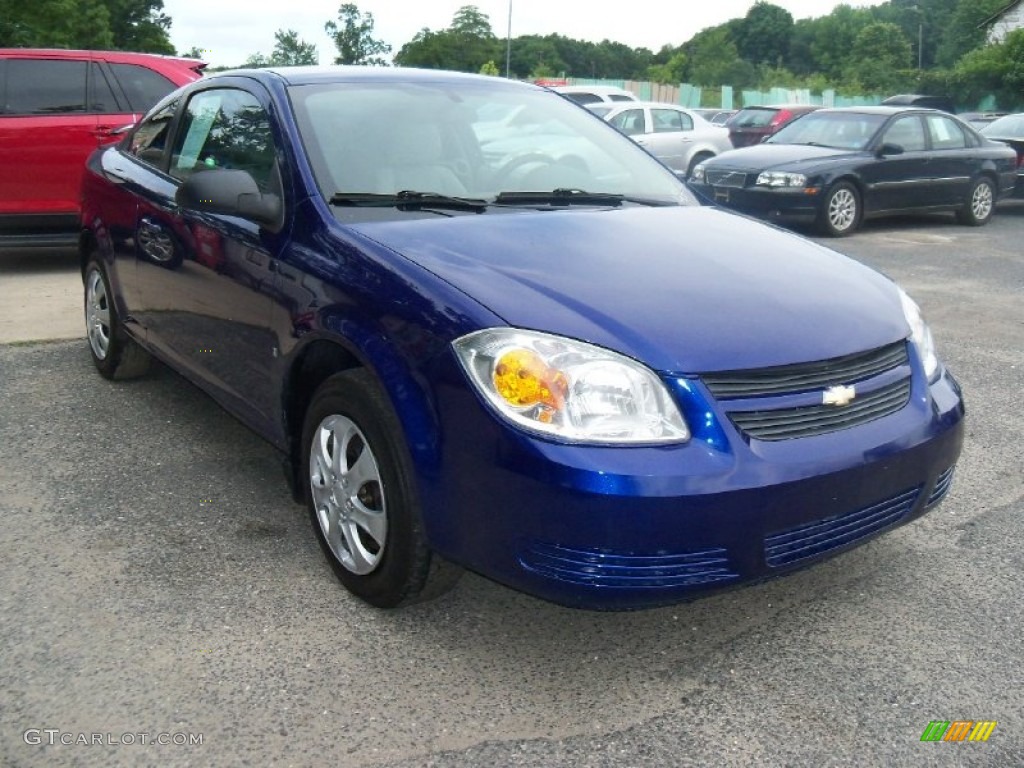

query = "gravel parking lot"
[{"left": 2, "top": 206, "right": 1023, "bottom": 767}]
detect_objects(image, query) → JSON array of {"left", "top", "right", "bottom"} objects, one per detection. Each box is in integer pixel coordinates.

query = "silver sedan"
[{"left": 596, "top": 101, "right": 735, "bottom": 176}]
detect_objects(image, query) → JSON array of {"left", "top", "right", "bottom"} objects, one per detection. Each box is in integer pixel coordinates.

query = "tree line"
[{"left": 2, "top": 0, "right": 1021, "bottom": 109}]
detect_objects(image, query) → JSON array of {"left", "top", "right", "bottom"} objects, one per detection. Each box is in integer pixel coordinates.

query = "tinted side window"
[
  {"left": 108, "top": 63, "right": 176, "bottom": 113},
  {"left": 926, "top": 115, "right": 967, "bottom": 150},
  {"left": 89, "top": 63, "right": 123, "bottom": 114},
  {"left": 170, "top": 89, "right": 276, "bottom": 190},
  {"left": 5, "top": 59, "right": 87, "bottom": 115},
  {"left": 128, "top": 98, "right": 180, "bottom": 166},
  {"left": 565, "top": 92, "right": 600, "bottom": 105}
]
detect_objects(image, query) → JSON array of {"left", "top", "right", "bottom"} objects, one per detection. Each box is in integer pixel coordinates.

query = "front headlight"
[
  {"left": 690, "top": 163, "right": 706, "bottom": 182},
  {"left": 898, "top": 288, "right": 938, "bottom": 381},
  {"left": 452, "top": 328, "right": 690, "bottom": 444},
  {"left": 756, "top": 171, "right": 807, "bottom": 188}
]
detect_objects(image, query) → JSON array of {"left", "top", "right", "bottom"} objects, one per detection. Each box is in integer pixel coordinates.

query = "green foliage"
[
  {"left": 394, "top": 6, "right": 500, "bottom": 72},
  {"left": 683, "top": 26, "right": 756, "bottom": 87},
  {"left": 0, "top": 0, "right": 172, "bottom": 52},
  {"left": 735, "top": 2, "right": 793, "bottom": 66},
  {"left": 936, "top": 0, "right": 1007, "bottom": 67},
  {"left": 848, "top": 22, "right": 913, "bottom": 92},
  {"left": 325, "top": 3, "right": 391, "bottom": 66},
  {"left": 245, "top": 29, "right": 319, "bottom": 68},
  {"left": 646, "top": 51, "right": 686, "bottom": 84},
  {"left": 954, "top": 28, "right": 1024, "bottom": 110}
]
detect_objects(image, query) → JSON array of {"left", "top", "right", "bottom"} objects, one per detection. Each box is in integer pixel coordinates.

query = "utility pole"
[{"left": 505, "top": 1, "right": 512, "bottom": 78}]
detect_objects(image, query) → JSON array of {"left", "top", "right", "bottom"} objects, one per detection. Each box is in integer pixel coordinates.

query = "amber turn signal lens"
[{"left": 492, "top": 349, "right": 568, "bottom": 416}]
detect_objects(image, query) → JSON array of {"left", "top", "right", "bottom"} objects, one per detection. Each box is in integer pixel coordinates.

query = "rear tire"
[
  {"left": 956, "top": 176, "right": 995, "bottom": 226},
  {"left": 817, "top": 181, "right": 861, "bottom": 237},
  {"left": 84, "top": 256, "right": 150, "bottom": 380},
  {"left": 301, "top": 370, "right": 460, "bottom": 608}
]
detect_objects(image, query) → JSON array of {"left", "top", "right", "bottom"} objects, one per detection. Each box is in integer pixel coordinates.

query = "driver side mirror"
[
  {"left": 176, "top": 169, "right": 283, "bottom": 232},
  {"left": 876, "top": 142, "right": 904, "bottom": 157}
]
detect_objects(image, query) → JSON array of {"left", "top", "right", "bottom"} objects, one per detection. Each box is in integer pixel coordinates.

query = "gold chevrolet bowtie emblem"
[{"left": 822, "top": 384, "right": 856, "bottom": 406}]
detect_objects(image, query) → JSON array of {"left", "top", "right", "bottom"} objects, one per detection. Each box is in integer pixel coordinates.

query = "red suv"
[
  {"left": 726, "top": 104, "right": 819, "bottom": 148},
  {"left": 0, "top": 49, "right": 205, "bottom": 248}
]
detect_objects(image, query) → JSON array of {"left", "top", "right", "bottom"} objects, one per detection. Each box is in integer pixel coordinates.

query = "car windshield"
[
  {"left": 981, "top": 114, "right": 1024, "bottom": 136},
  {"left": 767, "top": 112, "right": 888, "bottom": 150},
  {"left": 288, "top": 81, "right": 694, "bottom": 209}
]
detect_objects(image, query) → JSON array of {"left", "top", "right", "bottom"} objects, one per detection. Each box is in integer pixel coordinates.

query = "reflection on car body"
[{"left": 80, "top": 67, "right": 964, "bottom": 610}]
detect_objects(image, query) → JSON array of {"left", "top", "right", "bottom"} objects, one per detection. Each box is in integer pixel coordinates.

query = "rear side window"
[
  {"left": 5, "top": 59, "right": 87, "bottom": 115},
  {"left": 926, "top": 114, "right": 967, "bottom": 150},
  {"left": 565, "top": 92, "right": 600, "bottom": 105},
  {"left": 109, "top": 63, "right": 177, "bottom": 113},
  {"left": 653, "top": 109, "right": 693, "bottom": 133},
  {"left": 608, "top": 94, "right": 634, "bottom": 102}
]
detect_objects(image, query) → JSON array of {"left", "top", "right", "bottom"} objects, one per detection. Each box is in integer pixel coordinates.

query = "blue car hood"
[{"left": 351, "top": 206, "right": 907, "bottom": 374}]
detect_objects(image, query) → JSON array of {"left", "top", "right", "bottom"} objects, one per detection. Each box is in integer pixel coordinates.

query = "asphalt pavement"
[{"left": 1, "top": 206, "right": 1022, "bottom": 767}]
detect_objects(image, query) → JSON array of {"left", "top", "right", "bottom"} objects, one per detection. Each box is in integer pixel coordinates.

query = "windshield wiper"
[
  {"left": 329, "top": 190, "right": 488, "bottom": 211},
  {"left": 493, "top": 188, "right": 669, "bottom": 207}
]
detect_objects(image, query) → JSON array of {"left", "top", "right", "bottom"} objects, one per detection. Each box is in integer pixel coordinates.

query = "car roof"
[
  {"left": 0, "top": 47, "right": 204, "bottom": 69},
  {"left": 212, "top": 65, "right": 537, "bottom": 91}
]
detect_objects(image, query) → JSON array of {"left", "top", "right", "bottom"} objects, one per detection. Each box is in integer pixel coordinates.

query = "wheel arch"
[{"left": 280, "top": 332, "right": 445, "bottom": 505}]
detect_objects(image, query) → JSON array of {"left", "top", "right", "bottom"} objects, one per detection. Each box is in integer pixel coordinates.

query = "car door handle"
[{"left": 105, "top": 165, "right": 131, "bottom": 183}]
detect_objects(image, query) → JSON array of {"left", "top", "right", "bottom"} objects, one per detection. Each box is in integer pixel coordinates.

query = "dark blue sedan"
[
  {"left": 80, "top": 67, "right": 964, "bottom": 610},
  {"left": 689, "top": 106, "right": 1018, "bottom": 236}
]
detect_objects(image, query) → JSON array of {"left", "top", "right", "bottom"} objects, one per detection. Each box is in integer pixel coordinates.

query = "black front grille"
[
  {"left": 706, "top": 170, "right": 748, "bottom": 188},
  {"left": 729, "top": 378, "right": 911, "bottom": 441},
  {"left": 703, "top": 342, "right": 908, "bottom": 399}
]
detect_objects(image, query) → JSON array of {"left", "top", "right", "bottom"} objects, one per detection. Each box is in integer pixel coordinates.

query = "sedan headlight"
[
  {"left": 756, "top": 171, "right": 807, "bottom": 188},
  {"left": 898, "top": 288, "right": 938, "bottom": 381},
  {"left": 453, "top": 328, "right": 690, "bottom": 444},
  {"left": 690, "top": 163, "right": 706, "bottom": 182}
]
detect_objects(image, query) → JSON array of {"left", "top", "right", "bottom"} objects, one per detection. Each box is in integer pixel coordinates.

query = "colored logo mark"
[{"left": 921, "top": 720, "right": 997, "bottom": 742}]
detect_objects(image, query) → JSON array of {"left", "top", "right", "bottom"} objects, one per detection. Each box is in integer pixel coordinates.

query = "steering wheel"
[{"left": 492, "top": 153, "right": 559, "bottom": 187}]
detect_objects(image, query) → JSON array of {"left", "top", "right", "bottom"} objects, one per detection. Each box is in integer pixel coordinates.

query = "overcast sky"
[{"left": 165, "top": 0, "right": 880, "bottom": 68}]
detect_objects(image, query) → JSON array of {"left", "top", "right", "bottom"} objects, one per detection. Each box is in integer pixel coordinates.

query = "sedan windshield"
[
  {"left": 288, "top": 81, "right": 694, "bottom": 207},
  {"left": 768, "top": 112, "right": 889, "bottom": 150}
]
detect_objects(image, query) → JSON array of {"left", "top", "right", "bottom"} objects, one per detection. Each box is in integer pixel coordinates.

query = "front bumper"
[
  {"left": 423, "top": 362, "right": 965, "bottom": 610},
  {"left": 689, "top": 181, "right": 821, "bottom": 225}
]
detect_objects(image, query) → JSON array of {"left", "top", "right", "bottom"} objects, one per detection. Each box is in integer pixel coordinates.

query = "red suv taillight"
[{"left": 769, "top": 109, "right": 792, "bottom": 128}]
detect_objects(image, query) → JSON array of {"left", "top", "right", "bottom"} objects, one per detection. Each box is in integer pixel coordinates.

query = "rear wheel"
[
  {"left": 956, "top": 176, "right": 995, "bottom": 226},
  {"left": 84, "top": 256, "right": 150, "bottom": 380},
  {"left": 817, "top": 181, "right": 861, "bottom": 237},
  {"left": 301, "top": 370, "right": 460, "bottom": 607}
]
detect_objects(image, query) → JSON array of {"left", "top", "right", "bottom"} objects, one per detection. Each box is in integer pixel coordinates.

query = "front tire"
[
  {"left": 817, "top": 181, "right": 861, "bottom": 237},
  {"left": 301, "top": 370, "right": 460, "bottom": 608},
  {"left": 957, "top": 176, "right": 995, "bottom": 226},
  {"left": 84, "top": 256, "right": 150, "bottom": 380}
]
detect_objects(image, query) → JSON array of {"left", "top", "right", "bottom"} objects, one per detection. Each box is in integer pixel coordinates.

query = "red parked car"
[
  {"left": 726, "top": 104, "right": 819, "bottom": 148},
  {"left": 0, "top": 48, "right": 205, "bottom": 248}
]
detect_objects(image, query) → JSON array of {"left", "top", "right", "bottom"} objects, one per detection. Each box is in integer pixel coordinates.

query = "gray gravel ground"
[{"left": 1, "top": 205, "right": 1022, "bottom": 767}]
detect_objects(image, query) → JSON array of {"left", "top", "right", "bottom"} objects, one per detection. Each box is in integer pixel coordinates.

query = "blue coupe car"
[{"left": 80, "top": 67, "right": 964, "bottom": 610}]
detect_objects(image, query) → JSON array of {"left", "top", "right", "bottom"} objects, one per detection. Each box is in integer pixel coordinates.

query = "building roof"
[{"left": 979, "top": 0, "right": 1023, "bottom": 30}]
